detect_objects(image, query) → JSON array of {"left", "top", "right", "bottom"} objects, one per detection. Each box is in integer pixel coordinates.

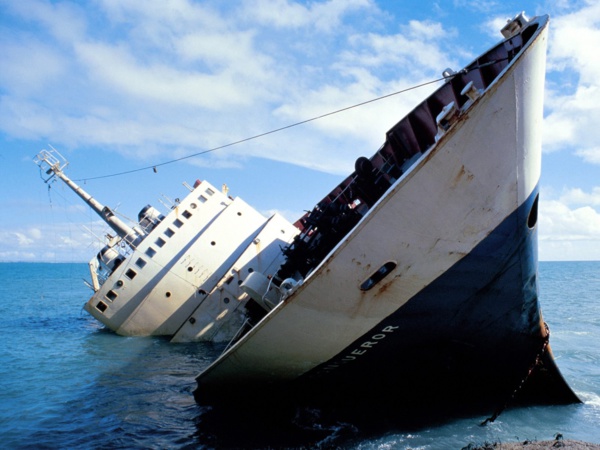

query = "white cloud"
[
  {"left": 0, "top": 221, "right": 106, "bottom": 263},
  {"left": 0, "top": 0, "right": 463, "bottom": 176},
  {"left": 576, "top": 147, "right": 600, "bottom": 165},
  {"left": 3, "top": 0, "right": 87, "bottom": 43},
  {"left": 14, "top": 232, "right": 33, "bottom": 246},
  {"left": 243, "top": 0, "right": 372, "bottom": 31},
  {"left": 558, "top": 187, "right": 600, "bottom": 206},
  {"left": 539, "top": 190, "right": 600, "bottom": 261},
  {"left": 0, "top": 37, "right": 67, "bottom": 96},
  {"left": 75, "top": 41, "right": 259, "bottom": 109},
  {"left": 453, "top": 0, "right": 502, "bottom": 13},
  {"left": 264, "top": 17, "right": 462, "bottom": 170},
  {"left": 342, "top": 21, "right": 459, "bottom": 76},
  {"left": 543, "top": 1, "right": 600, "bottom": 165}
]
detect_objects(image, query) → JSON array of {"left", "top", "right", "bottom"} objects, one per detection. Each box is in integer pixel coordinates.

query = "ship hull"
[{"left": 194, "top": 14, "right": 579, "bottom": 410}]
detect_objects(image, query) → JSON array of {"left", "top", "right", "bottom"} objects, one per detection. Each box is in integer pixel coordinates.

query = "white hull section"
[
  {"left": 85, "top": 184, "right": 298, "bottom": 339},
  {"left": 171, "top": 213, "right": 299, "bottom": 342},
  {"left": 37, "top": 143, "right": 299, "bottom": 342}
]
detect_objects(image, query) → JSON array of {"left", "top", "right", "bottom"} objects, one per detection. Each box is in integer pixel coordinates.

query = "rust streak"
[{"left": 452, "top": 164, "right": 474, "bottom": 187}]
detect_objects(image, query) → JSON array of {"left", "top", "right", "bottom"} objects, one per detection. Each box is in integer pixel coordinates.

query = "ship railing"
[
  {"left": 34, "top": 147, "right": 69, "bottom": 183},
  {"left": 223, "top": 318, "right": 253, "bottom": 354}
]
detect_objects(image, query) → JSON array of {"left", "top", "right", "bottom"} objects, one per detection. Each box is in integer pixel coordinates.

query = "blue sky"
[{"left": 1, "top": 0, "right": 599, "bottom": 262}]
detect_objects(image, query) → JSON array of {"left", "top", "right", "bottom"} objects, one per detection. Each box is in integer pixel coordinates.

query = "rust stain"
[
  {"left": 377, "top": 281, "right": 391, "bottom": 296},
  {"left": 454, "top": 165, "right": 466, "bottom": 184},
  {"left": 375, "top": 274, "right": 401, "bottom": 297},
  {"left": 452, "top": 164, "right": 474, "bottom": 187}
]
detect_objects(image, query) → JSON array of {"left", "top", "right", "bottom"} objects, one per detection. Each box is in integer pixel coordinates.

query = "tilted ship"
[
  {"left": 192, "top": 13, "right": 580, "bottom": 411},
  {"left": 35, "top": 150, "right": 299, "bottom": 343}
]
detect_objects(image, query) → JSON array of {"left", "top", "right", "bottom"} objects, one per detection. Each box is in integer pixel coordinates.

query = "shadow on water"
[{"left": 191, "top": 392, "right": 510, "bottom": 449}]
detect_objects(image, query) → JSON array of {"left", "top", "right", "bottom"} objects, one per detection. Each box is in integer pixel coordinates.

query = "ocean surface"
[{"left": 0, "top": 261, "right": 598, "bottom": 449}]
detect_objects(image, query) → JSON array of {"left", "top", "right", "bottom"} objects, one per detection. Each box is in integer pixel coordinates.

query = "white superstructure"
[{"left": 35, "top": 150, "right": 299, "bottom": 341}]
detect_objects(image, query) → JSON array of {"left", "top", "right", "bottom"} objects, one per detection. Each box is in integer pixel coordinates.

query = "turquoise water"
[{"left": 0, "top": 262, "right": 599, "bottom": 449}]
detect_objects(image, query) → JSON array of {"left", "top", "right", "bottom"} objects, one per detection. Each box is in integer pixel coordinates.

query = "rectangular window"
[
  {"left": 125, "top": 269, "right": 137, "bottom": 280},
  {"left": 205, "top": 188, "right": 215, "bottom": 196},
  {"left": 182, "top": 210, "right": 192, "bottom": 219},
  {"left": 164, "top": 228, "right": 175, "bottom": 238},
  {"left": 106, "top": 290, "right": 117, "bottom": 302},
  {"left": 135, "top": 257, "right": 147, "bottom": 268},
  {"left": 145, "top": 247, "right": 157, "bottom": 258},
  {"left": 198, "top": 195, "right": 207, "bottom": 203},
  {"left": 155, "top": 237, "right": 166, "bottom": 248},
  {"left": 173, "top": 218, "right": 184, "bottom": 228},
  {"left": 96, "top": 301, "right": 108, "bottom": 313}
]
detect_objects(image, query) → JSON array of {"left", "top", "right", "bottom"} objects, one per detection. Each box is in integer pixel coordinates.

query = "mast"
[{"left": 34, "top": 148, "right": 142, "bottom": 247}]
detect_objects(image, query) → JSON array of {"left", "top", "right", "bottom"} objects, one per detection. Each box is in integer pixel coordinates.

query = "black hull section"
[
  {"left": 294, "top": 188, "right": 578, "bottom": 409},
  {"left": 195, "top": 189, "right": 579, "bottom": 413}
]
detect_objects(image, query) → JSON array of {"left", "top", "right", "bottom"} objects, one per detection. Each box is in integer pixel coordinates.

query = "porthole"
[
  {"left": 527, "top": 194, "right": 539, "bottom": 229},
  {"left": 360, "top": 261, "right": 397, "bottom": 291},
  {"left": 187, "top": 266, "right": 193, "bottom": 272},
  {"left": 165, "top": 292, "right": 172, "bottom": 298},
  {"left": 198, "top": 289, "right": 207, "bottom": 295},
  {"left": 224, "top": 297, "right": 230, "bottom": 304},
  {"left": 211, "top": 241, "right": 216, "bottom": 246}
]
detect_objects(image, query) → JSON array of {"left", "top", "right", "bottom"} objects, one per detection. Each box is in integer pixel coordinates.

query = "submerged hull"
[{"left": 194, "top": 14, "right": 579, "bottom": 410}]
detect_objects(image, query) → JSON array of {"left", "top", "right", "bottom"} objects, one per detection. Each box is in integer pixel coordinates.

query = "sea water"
[{"left": 0, "top": 261, "right": 598, "bottom": 449}]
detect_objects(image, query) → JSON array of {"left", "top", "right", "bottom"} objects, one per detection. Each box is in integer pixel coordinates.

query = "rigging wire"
[{"left": 73, "top": 75, "right": 449, "bottom": 182}]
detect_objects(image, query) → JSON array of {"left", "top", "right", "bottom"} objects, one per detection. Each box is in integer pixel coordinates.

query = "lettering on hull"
[{"left": 315, "top": 325, "right": 399, "bottom": 376}]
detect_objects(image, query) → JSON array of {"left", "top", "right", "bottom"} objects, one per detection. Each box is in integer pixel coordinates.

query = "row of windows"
[
  {"left": 136, "top": 208, "right": 194, "bottom": 268},
  {"left": 96, "top": 187, "right": 219, "bottom": 312}
]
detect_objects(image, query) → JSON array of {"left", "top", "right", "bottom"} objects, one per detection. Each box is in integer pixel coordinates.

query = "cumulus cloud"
[
  {"left": 544, "top": 1, "right": 600, "bottom": 165},
  {"left": 0, "top": 221, "right": 105, "bottom": 263},
  {"left": 0, "top": 0, "right": 463, "bottom": 174},
  {"left": 558, "top": 187, "right": 600, "bottom": 206},
  {"left": 539, "top": 187, "right": 600, "bottom": 261},
  {"left": 536, "top": 0, "right": 600, "bottom": 259},
  {"left": 14, "top": 232, "right": 34, "bottom": 246},
  {"left": 242, "top": 0, "right": 372, "bottom": 31}
]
